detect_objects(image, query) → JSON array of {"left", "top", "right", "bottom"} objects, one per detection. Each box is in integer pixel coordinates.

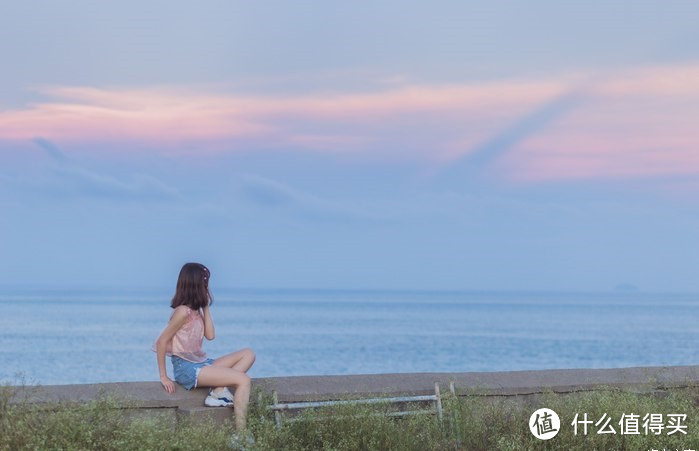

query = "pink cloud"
[
  {"left": 499, "top": 65, "right": 699, "bottom": 181},
  {"left": 1, "top": 63, "right": 698, "bottom": 183},
  {"left": 0, "top": 87, "right": 268, "bottom": 147},
  {"left": 0, "top": 79, "right": 569, "bottom": 158}
]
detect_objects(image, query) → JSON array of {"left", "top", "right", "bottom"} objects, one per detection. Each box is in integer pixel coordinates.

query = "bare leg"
[
  {"left": 208, "top": 348, "right": 255, "bottom": 403},
  {"left": 212, "top": 347, "right": 256, "bottom": 372},
  {"left": 197, "top": 366, "right": 251, "bottom": 431}
]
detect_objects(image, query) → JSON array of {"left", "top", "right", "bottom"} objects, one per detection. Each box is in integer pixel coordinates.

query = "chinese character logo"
[{"left": 529, "top": 408, "right": 560, "bottom": 440}]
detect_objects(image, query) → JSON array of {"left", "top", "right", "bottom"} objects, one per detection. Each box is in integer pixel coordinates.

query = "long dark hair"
[{"left": 170, "top": 262, "right": 213, "bottom": 310}]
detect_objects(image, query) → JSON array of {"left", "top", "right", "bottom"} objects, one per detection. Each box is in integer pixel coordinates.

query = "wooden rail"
[{"left": 267, "top": 382, "right": 444, "bottom": 429}]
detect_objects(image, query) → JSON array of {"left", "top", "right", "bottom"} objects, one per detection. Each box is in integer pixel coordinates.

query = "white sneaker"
[{"left": 204, "top": 388, "right": 234, "bottom": 407}]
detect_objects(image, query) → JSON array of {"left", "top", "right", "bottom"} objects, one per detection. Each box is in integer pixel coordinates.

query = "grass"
[
  {"left": 3, "top": 383, "right": 699, "bottom": 450},
  {"left": 0, "top": 385, "right": 234, "bottom": 451}
]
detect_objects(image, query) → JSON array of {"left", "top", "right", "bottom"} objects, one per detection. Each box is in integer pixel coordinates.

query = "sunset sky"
[{"left": 1, "top": 1, "right": 699, "bottom": 291}]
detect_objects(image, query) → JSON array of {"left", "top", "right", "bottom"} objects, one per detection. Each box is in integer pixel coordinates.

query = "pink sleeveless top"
[{"left": 153, "top": 307, "right": 208, "bottom": 363}]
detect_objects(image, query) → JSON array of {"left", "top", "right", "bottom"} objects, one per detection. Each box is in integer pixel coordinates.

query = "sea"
[{"left": 1, "top": 288, "right": 697, "bottom": 386}]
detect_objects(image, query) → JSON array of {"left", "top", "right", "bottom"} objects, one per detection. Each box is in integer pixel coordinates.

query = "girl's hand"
[{"left": 160, "top": 375, "right": 176, "bottom": 394}]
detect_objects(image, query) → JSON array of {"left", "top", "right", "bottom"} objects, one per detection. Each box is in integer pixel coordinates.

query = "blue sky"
[{"left": 1, "top": 1, "right": 699, "bottom": 291}]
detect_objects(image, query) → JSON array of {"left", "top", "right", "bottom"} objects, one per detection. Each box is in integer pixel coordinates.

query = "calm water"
[{"left": 1, "top": 288, "right": 698, "bottom": 385}]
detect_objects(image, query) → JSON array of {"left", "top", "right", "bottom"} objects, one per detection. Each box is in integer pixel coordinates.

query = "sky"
[{"left": 1, "top": 1, "right": 699, "bottom": 292}]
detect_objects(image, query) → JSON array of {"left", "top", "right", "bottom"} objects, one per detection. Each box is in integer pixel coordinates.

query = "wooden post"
[
  {"left": 434, "top": 382, "right": 443, "bottom": 421},
  {"left": 273, "top": 391, "right": 282, "bottom": 429}
]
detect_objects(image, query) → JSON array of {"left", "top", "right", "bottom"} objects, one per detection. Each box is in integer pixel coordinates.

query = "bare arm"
[
  {"left": 202, "top": 305, "right": 216, "bottom": 340},
  {"left": 202, "top": 305, "right": 215, "bottom": 340},
  {"left": 155, "top": 307, "right": 189, "bottom": 393}
]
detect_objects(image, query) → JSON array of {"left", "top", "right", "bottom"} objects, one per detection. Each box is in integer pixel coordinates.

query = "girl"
[{"left": 154, "top": 263, "right": 255, "bottom": 432}]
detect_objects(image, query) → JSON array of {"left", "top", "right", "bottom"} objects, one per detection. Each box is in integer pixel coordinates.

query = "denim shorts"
[{"left": 171, "top": 356, "right": 215, "bottom": 390}]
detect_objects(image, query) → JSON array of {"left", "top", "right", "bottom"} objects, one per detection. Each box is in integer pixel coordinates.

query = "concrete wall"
[{"left": 8, "top": 365, "right": 699, "bottom": 424}]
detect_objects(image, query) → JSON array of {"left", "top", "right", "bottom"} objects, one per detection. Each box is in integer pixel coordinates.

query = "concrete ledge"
[
  {"left": 177, "top": 405, "right": 233, "bottom": 424},
  {"left": 9, "top": 381, "right": 196, "bottom": 408},
  {"left": 255, "top": 365, "right": 699, "bottom": 402},
  {"left": 7, "top": 365, "right": 699, "bottom": 423}
]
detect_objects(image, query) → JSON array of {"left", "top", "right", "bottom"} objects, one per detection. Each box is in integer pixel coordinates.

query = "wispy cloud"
[
  {"left": 239, "top": 174, "right": 297, "bottom": 207},
  {"left": 25, "top": 138, "right": 181, "bottom": 201},
  {"left": 0, "top": 78, "right": 570, "bottom": 158},
  {"left": 33, "top": 137, "right": 70, "bottom": 162},
  {"left": 239, "top": 174, "right": 390, "bottom": 224},
  {"left": 499, "top": 65, "right": 699, "bottom": 181},
  {"left": 435, "top": 89, "right": 585, "bottom": 182},
  {"left": 1, "top": 63, "right": 698, "bottom": 183}
]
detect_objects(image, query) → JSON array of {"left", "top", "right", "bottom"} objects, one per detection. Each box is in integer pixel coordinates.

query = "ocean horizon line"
[{"left": 1, "top": 283, "right": 698, "bottom": 296}]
